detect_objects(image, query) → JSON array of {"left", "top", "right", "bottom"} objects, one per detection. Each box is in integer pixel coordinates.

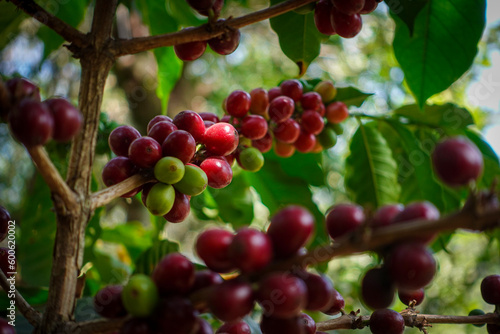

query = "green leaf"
[
  {"left": 0, "top": 2, "right": 25, "bottom": 50},
  {"left": 134, "top": 240, "right": 180, "bottom": 275},
  {"left": 393, "top": 103, "right": 474, "bottom": 129},
  {"left": 136, "top": 0, "right": 183, "bottom": 111},
  {"left": 345, "top": 122, "right": 400, "bottom": 208},
  {"left": 333, "top": 87, "right": 373, "bottom": 107},
  {"left": 384, "top": 0, "right": 429, "bottom": 34},
  {"left": 463, "top": 129, "right": 500, "bottom": 188},
  {"left": 100, "top": 222, "right": 154, "bottom": 262},
  {"left": 269, "top": 1, "right": 326, "bottom": 76},
  {"left": 267, "top": 150, "right": 324, "bottom": 187},
  {"left": 166, "top": 0, "right": 205, "bottom": 27},
  {"left": 392, "top": 0, "right": 486, "bottom": 108}
]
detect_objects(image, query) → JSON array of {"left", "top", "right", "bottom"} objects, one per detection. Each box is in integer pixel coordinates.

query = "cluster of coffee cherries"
[
  {"left": 173, "top": 0, "right": 241, "bottom": 61},
  {"left": 468, "top": 274, "right": 500, "bottom": 334},
  {"left": 0, "top": 77, "right": 83, "bottom": 147},
  {"left": 222, "top": 79, "right": 348, "bottom": 163},
  {"left": 313, "top": 0, "right": 383, "bottom": 38},
  {"left": 103, "top": 111, "right": 238, "bottom": 222}
]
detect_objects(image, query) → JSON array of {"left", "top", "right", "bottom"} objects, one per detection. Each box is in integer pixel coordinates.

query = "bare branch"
[
  {"left": 68, "top": 317, "right": 128, "bottom": 334},
  {"left": 0, "top": 270, "right": 42, "bottom": 327},
  {"left": 91, "top": 0, "right": 119, "bottom": 48},
  {"left": 7, "top": 0, "right": 87, "bottom": 48},
  {"left": 90, "top": 172, "right": 155, "bottom": 211},
  {"left": 27, "top": 146, "right": 79, "bottom": 212},
  {"left": 111, "top": 0, "right": 317, "bottom": 57}
]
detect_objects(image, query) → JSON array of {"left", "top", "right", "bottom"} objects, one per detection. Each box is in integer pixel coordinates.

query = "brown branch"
[
  {"left": 7, "top": 0, "right": 87, "bottom": 48},
  {"left": 111, "top": 0, "right": 317, "bottom": 57},
  {"left": 67, "top": 317, "right": 128, "bottom": 334},
  {"left": 27, "top": 146, "right": 79, "bottom": 212},
  {"left": 90, "top": 172, "right": 156, "bottom": 211},
  {"left": 316, "top": 311, "right": 500, "bottom": 331},
  {"left": 0, "top": 270, "right": 42, "bottom": 327},
  {"left": 91, "top": 0, "right": 119, "bottom": 49}
]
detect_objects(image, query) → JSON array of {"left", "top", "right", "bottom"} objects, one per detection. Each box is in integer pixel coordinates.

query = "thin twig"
[
  {"left": 7, "top": 0, "right": 87, "bottom": 48},
  {"left": 90, "top": 173, "right": 155, "bottom": 210},
  {"left": 27, "top": 146, "right": 79, "bottom": 212},
  {"left": 0, "top": 270, "right": 42, "bottom": 327},
  {"left": 67, "top": 317, "right": 128, "bottom": 334},
  {"left": 111, "top": 0, "right": 317, "bottom": 57}
]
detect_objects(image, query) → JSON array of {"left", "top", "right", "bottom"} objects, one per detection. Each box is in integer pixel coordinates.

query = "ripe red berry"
[
  {"left": 294, "top": 130, "right": 317, "bottom": 153},
  {"left": 174, "top": 41, "right": 207, "bottom": 61},
  {"left": 163, "top": 191, "right": 191, "bottom": 223},
  {"left": 273, "top": 118, "right": 300, "bottom": 143},
  {"left": 300, "top": 92, "right": 323, "bottom": 111},
  {"left": 322, "top": 289, "right": 345, "bottom": 315},
  {"left": 152, "top": 253, "right": 195, "bottom": 295},
  {"left": 325, "top": 101, "right": 349, "bottom": 123},
  {"left": 301, "top": 110, "right": 325, "bottom": 135},
  {"left": 173, "top": 110, "right": 206, "bottom": 143},
  {"left": 250, "top": 88, "right": 269, "bottom": 116},
  {"left": 6, "top": 77, "right": 40, "bottom": 102},
  {"left": 252, "top": 132, "right": 273, "bottom": 153},
  {"left": 162, "top": 130, "right": 197, "bottom": 164},
  {"left": 386, "top": 242, "right": 436, "bottom": 290},
  {"left": 240, "top": 115, "right": 268, "bottom": 140},
  {"left": 200, "top": 157, "right": 233, "bottom": 189},
  {"left": 93, "top": 285, "right": 127, "bottom": 318},
  {"left": 0, "top": 318, "right": 15, "bottom": 334},
  {"left": 203, "top": 122, "right": 239, "bottom": 156},
  {"left": 199, "top": 112, "right": 220, "bottom": 123},
  {"left": 148, "top": 121, "right": 178, "bottom": 145},
  {"left": 268, "top": 96, "right": 295, "bottom": 123},
  {"left": 361, "top": 267, "right": 396, "bottom": 310},
  {"left": 267, "top": 87, "right": 282, "bottom": 102},
  {"left": 280, "top": 79, "right": 303, "bottom": 102},
  {"left": 195, "top": 0, "right": 224, "bottom": 16},
  {"left": 208, "top": 280, "right": 255, "bottom": 322},
  {"left": 108, "top": 125, "right": 141, "bottom": 157},
  {"left": 225, "top": 90, "right": 251, "bottom": 118},
  {"left": 432, "top": 137, "right": 483, "bottom": 187},
  {"left": 360, "top": 0, "right": 378, "bottom": 14},
  {"left": 186, "top": 0, "right": 215, "bottom": 13},
  {"left": 326, "top": 203, "right": 365, "bottom": 239},
  {"left": 302, "top": 273, "right": 336, "bottom": 311},
  {"left": 398, "top": 288, "right": 425, "bottom": 306},
  {"left": 147, "top": 115, "right": 173, "bottom": 133},
  {"left": 267, "top": 206, "right": 314, "bottom": 258},
  {"left": 369, "top": 309, "right": 405, "bottom": 334},
  {"left": 332, "top": 0, "right": 365, "bottom": 15},
  {"left": 299, "top": 313, "right": 316, "bottom": 334},
  {"left": 208, "top": 28, "right": 241, "bottom": 55},
  {"left": 101, "top": 157, "right": 139, "bottom": 197},
  {"left": 228, "top": 228, "right": 272, "bottom": 273},
  {"left": 155, "top": 297, "right": 199, "bottom": 333},
  {"left": 9, "top": 99, "right": 54, "bottom": 147},
  {"left": 393, "top": 201, "right": 439, "bottom": 244},
  {"left": 0, "top": 206, "right": 11, "bottom": 242},
  {"left": 44, "top": 98, "right": 82, "bottom": 142},
  {"left": 196, "top": 229, "right": 235, "bottom": 273},
  {"left": 128, "top": 136, "right": 162, "bottom": 168},
  {"left": 216, "top": 321, "right": 251, "bottom": 334},
  {"left": 370, "top": 204, "right": 404, "bottom": 229},
  {"left": 314, "top": 0, "right": 336, "bottom": 35},
  {"left": 257, "top": 273, "right": 307, "bottom": 318},
  {"left": 274, "top": 140, "right": 295, "bottom": 157},
  {"left": 480, "top": 274, "right": 500, "bottom": 305},
  {"left": 331, "top": 10, "right": 363, "bottom": 38},
  {"left": 191, "top": 270, "right": 224, "bottom": 293}
]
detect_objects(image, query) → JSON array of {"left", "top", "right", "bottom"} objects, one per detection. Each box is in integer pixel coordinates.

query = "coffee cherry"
[
  {"left": 322, "top": 288, "right": 345, "bottom": 315},
  {"left": 173, "top": 110, "right": 206, "bottom": 143},
  {"left": 173, "top": 164, "right": 208, "bottom": 196},
  {"left": 268, "top": 96, "right": 295, "bottom": 123},
  {"left": 325, "top": 101, "right": 349, "bottom": 123},
  {"left": 370, "top": 204, "right": 404, "bottom": 229},
  {"left": 204, "top": 123, "right": 239, "bottom": 156},
  {"left": 148, "top": 121, "right": 178, "bottom": 145},
  {"left": 301, "top": 110, "right": 324, "bottom": 135},
  {"left": 216, "top": 321, "right": 251, "bottom": 334},
  {"left": 229, "top": 228, "right": 272, "bottom": 273},
  {"left": 326, "top": 203, "right": 365, "bottom": 239},
  {"left": 152, "top": 253, "right": 195, "bottom": 295},
  {"left": 252, "top": 132, "right": 273, "bottom": 153},
  {"left": 360, "top": 0, "right": 378, "bottom": 14},
  {"left": 108, "top": 125, "right": 142, "bottom": 157},
  {"left": 257, "top": 273, "right": 307, "bottom": 318},
  {"left": 9, "top": 99, "right": 54, "bottom": 147},
  {"left": 294, "top": 130, "right": 316, "bottom": 153},
  {"left": 6, "top": 77, "right": 41, "bottom": 102},
  {"left": 128, "top": 136, "right": 162, "bottom": 168},
  {"left": 314, "top": 81, "right": 337, "bottom": 102},
  {"left": 237, "top": 147, "right": 265, "bottom": 172},
  {"left": 164, "top": 191, "right": 191, "bottom": 223},
  {"left": 196, "top": 229, "right": 235, "bottom": 273},
  {"left": 302, "top": 273, "right": 335, "bottom": 311},
  {"left": 226, "top": 90, "right": 251, "bottom": 118},
  {"left": 199, "top": 112, "right": 220, "bottom": 123},
  {"left": 280, "top": 79, "right": 303, "bottom": 102},
  {"left": 145, "top": 183, "right": 176, "bottom": 216},
  {"left": 200, "top": 157, "right": 233, "bottom": 189},
  {"left": 94, "top": 285, "right": 127, "bottom": 318},
  {"left": 147, "top": 115, "right": 173, "bottom": 133},
  {"left": 208, "top": 28, "right": 241, "bottom": 55},
  {"left": 156, "top": 297, "right": 199, "bottom": 334},
  {"left": 432, "top": 137, "right": 483, "bottom": 187},
  {"left": 386, "top": 242, "right": 436, "bottom": 290},
  {"left": 331, "top": 11, "right": 363, "bottom": 38},
  {"left": 267, "top": 206, "right": 314, "bottom": 258},
  {"left": 241, "top": 115, "right": 268, "bottom": 140},
  {"left": 487, "top": 324, "right": 500, "bottom": 334},
  {"left": 300, "top": 92, "right": 323, "bottom": 111},
  {"left": 273, "top": 118, "right": 301, "bottom": 143},
  {"left": 0, "top": 318, "right": 15, "bottom": 334},
  {"left": 174, "top": 41, "right": 207, "bottom": 61},
  {"left": 393, "top": 201, "right": 439, "bottom": 243},
  {"left": 480, "top": 274, "right": 500, "bottom": 305},
  {"left": 317, "top": 128, "right": 337, "bottom": 149},
  {"left": 332, "top": 0, "right": 365, "bottom": 15},
  {"left": 44, "top": 98, "right": 83, "bottom": 142},
  {"left": 398, "top": 288, "right": 425, "bottom": 306},
  {"left": 120, "top": 318, "right": 152, "bottom": 334},
  {"left": 121, "top": 274, "right": 158, "bottom": 317},
  {"left": 0, "top": 247, "right": 16, "bottom": 274},
  {"left": 369, "top": 309, "right": 405, "bottom": 334},
  {"left": 299, "top": 313, "right": 316, "bottom": 334},
  {"left": 208, "top": 280, "right": 255, "bottom": 322},
  {"left": 260, "top": 315, "right": 309, "bottom": 334},
  {"left": 197, "top": 318, "right": 214, "bottom": 334},
  {"left": 154, "top": 156, "right": 185, "bottom": 184},
  {"left": 267, "top": 87, "right": 282, "bottom": 102},
  {"left": 274, "top": 140, "right": 295, "bottom": 157},
  {"left": 102, "top": 157, "right": 139, "bottom": 197},
  {"left": 0, "top": 206, "right": 11, "bottom": 242},
  {"left": 361, "top": 267, "right": 396, "bottom": 310},
  {"left": 250, "top": 88, "right": 269, "bottom": 116},
  {"left": 195, "top": 0, "right": 224, "bottom": 16},
  {"left": 191, "top": 270, "right": 224, "bottom": 293},
  {"left": 162, "top": 130, "right": 197, "bottom": 164}
]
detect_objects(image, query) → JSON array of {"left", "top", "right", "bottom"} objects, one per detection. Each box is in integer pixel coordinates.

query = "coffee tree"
[{"left": 0, "top": 0, "right": 499, "bottom": 333}]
